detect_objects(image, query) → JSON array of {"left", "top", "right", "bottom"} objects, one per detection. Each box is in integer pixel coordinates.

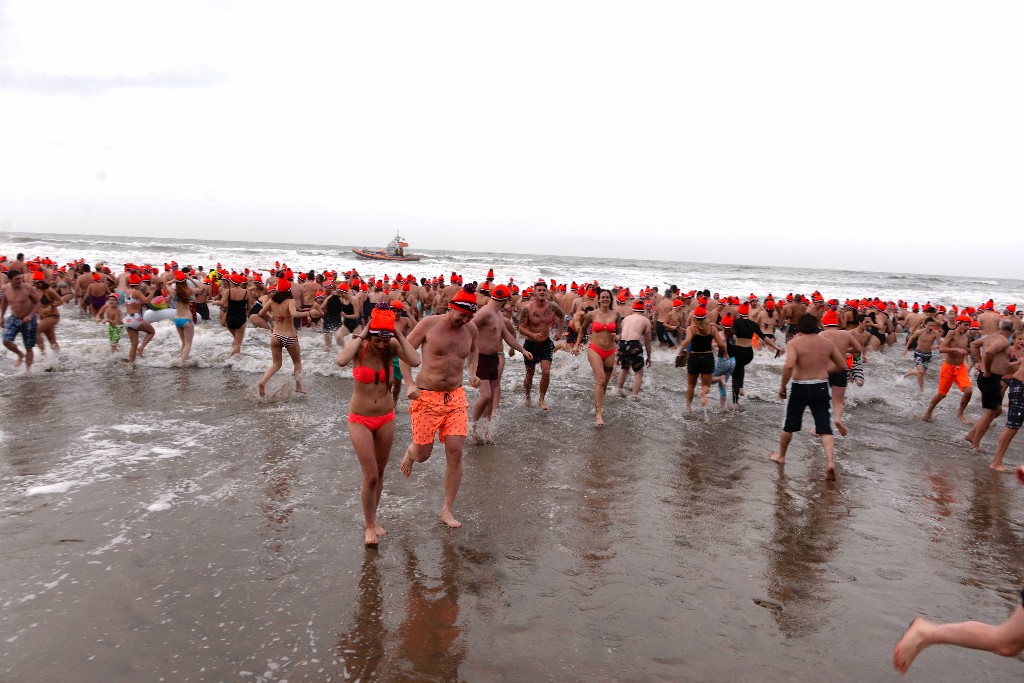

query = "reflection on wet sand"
[
  {"left": 764, "top": 475, "right": 845, "bottom": 638},
  {"left": 391, "top": 536, "right": 465, "bottom": 681},
  {"left": 259, "top": 436, "right": 298, "bottom": 559},
  {"left": 336, "top": 553, "right": 388, "bottom": 681},
  {"left": 962, "top": 469, "right": 1024, "bottom": 592}
]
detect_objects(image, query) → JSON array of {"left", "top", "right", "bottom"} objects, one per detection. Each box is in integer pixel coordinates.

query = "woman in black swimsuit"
[{"left": 677, "top": 306, "right": 729, "bottom": 413}]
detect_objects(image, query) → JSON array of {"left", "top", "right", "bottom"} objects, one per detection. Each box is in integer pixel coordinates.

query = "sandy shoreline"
[{"left": 2, "top": 364, "right": 1023, "bottom": 681}]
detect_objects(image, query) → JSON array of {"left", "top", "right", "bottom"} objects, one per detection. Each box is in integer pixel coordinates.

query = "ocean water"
[{"left": 2, "top": 231, "right": 1024, "bottom": 681}]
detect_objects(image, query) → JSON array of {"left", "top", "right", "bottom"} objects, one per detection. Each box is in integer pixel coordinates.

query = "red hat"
[
  {"left": 277, "top": 278, "right": 291, "bottom": 293},
  {"left": 402, "top": 283, "right": 411, "bottom": 291},
  {"left": 128, "top": 273, "right": 142, "bottom": 286},
  {"left": 955, "top": 314, "right": 971, "bottom": 324},
  {"left": 369, "top": 303, "right": 396, "bottom": 334},
  {"left": 31, "top": 270, "right": 45, "bottom": 281},
  {"left": 632, "top": 300, "right": 645, "bottom": 311},
  {"left": 491, "top": 284, "right": 511, "bottom": 301},
  {"left": 390, "top": 300, "right": 404, "bottom": 311},
  {"left": 698, "top": 296, "right": 708, "bottom": 305},
  {"left": 765, "top": 300, "right": 776, "bottom": 310},
  {"left": 487, "top": 268, "right": 495, "bottom": 280},
  {"left": 821, "top": 310, "right": 839, "bottom": 327},
  {"left": 92, "top": 272, "right": 101, "bottom": 281},
  {"left": 338, "top": 282, "right": 350, "bottom": 291},
  {"left": 970, "top": 320, "right": 981, "bottom": 329},
  {"left": 737, "top": 304, "right": 750, "bottom": 316},
  {"left": 1007, "top": 304, "right": 1017, "bottom": 313},
  {"left": 174, "top": 271, "right": 187, "bottom": 282},
  {"left": 693, "top": 306, "right": 708, "bottom": 319},
  {"left": 449, "top": 285, "right": 479, "bottom": 313},
  {"left": 720, "top": 315, "right": 734, "bottom": 328},
  {"left": 672, "top": 299, "right": 683, "bottom": 308}
]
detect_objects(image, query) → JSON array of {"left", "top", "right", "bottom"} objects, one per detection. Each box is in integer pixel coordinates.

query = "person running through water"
[
  {"left": 922, "top": 314, "right": 974, "bottom": 424},
  {"left": 336, "top": 303, "right": 420, "bottom": 547},
  {"left": 469, "top": 283, "right": 532, "bottom": 443},
  {"left": 769, "top": 313, "right": 848, "bottom": 480}
]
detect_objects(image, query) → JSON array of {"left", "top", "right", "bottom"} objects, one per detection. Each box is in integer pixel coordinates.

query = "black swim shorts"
[
  {"left": 476, "top": 352, "right": 500, "bottom": 381},
  {"left": 977, "top": 372, "right": 1003, "bottom": 411},
  {"left": 618, "top": 339, "right": 644, "bottom": 372},
  {"left": 783, "top": 381, "right": 832, "bottom": 435},
  {"left": 687, "top": 353, "right": 715, "bottom": 376},
  {"left": 523, "top": 338, "right": 554, "bottom": 366}
]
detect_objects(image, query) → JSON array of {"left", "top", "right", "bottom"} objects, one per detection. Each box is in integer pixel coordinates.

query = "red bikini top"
[
  {"left": 591, "top": 321, "right": 616, "bottom": 333},
  {"left": 353, "top": 344, "right": 388, "bottom": 384},
  {"left": 353, "top": 365, "right": 387, "bottom": 384}
]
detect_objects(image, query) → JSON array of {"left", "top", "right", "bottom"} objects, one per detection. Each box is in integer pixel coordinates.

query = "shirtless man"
[
  {"left": 990, "top": 338, "right": 1024, "bottom": 471},
  {"left": 1, "top": 271, "right": 41, "bottom": 370},
  {"left": 964, "top": 318, "right": 1013, "bottom": 450},
  {"left": 922, "top": 315, "right": 974, "bottom": 424},
  {"left": 781, "top": 295, "right": 807, "bottom": 342},
  {"left": 518, "top": 280, "right": 565, "bottom": 411},
  {"left": 399, "top": 286, "right": 480, "bottom": 528},
  {"left": 977, "top": 303, "right": 1001, "bottom": 335},
  {"left": 902, "top": 317, "right": 941, "bottom": 391},
  {"left": 469, "top": 284, "right": 532, "bottom": 443},
  {"left": 820, "top": 310, "right": 862, "bottom": 436},
  {"left": 769, "top": 313, "right": 848, "bottom": 479},
  {"left": 615, "top": 300, "right": 652, "bottom": 397}
]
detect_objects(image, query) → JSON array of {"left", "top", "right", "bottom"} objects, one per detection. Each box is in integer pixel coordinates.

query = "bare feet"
[
  {"left": 769, "top": 452, "right": 785, "bottom": 465},
  {"left": 957, "top": 412, "right": 970, "bottom": 425},
  {"left": 524, "top": 394, "right": 532, "bottom": 407},
  {"left": 441, "top": 510, "right": 462, "bottom": 528},
  {"left": 365, "top": 528, "right": 379, "bottom": 548},
  {"left": 921, "top": 413, "right": 933, "bottom": 422},
  {"left": 375, "top": 524, "right": 387, "bottom": 537},
  {"left": 893, "top": 617, "right": 931, "bottom": 674},
  {"left": 295, "top": 385, "right": 307, "bottom": 395},
  {"left": 13, "top": 355, "right": 24, "bottom": 368},
  {"left": 539, "top": 399, "right": 549, "bottom": 411},
  {"left": 595, "top": 414, "right": 605, "bottom": 428},
  {"left": 835, "top": 420, "right": 848, "bottom": 437},
  {"left": 400, "top": 450, "right": 414, "bottom": 477},
  {"left": 826, "top": 466, "right": 836, "bottom": 481},
  {"left": 257, "top": 381, "right": 267, "bottom": 397},
  {"left": 990, "top": 464, "right": 1010, "bottom": 472}
]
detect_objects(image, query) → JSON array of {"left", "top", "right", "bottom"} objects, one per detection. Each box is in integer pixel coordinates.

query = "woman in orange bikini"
[
  {"left": 336, "top": 303, "right": 420, "bottom": 547},
  {"left": 574, "top": 289, "right": 619, "bottom": 426}
]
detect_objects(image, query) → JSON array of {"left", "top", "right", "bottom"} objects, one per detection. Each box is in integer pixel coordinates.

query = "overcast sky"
[{"left": 1, "top": 1, "right": 1021, "bottom": 278}]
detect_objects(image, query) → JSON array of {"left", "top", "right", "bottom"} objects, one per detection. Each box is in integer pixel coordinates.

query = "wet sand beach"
[{"left": 2, "top": 349, "right": 1023, "bottom": 682}]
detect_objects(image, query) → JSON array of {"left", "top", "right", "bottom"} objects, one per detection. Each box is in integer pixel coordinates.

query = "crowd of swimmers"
[{"left": 3, "top": 252, "right": 1024, "bottom": 670}]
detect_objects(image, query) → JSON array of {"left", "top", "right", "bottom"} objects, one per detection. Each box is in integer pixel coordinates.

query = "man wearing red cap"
[
  {"left": 770, "top": 314, "right": 848, "bottom": 479},
  {"left": 902, "top": 317, "right": 941, "bottom": 391},
  {"left": 964, "top": 317, "right": 1014, "bottom": 451},
  {"left": 781, "top": 294, "right": 808, "bottom": 341},
  {"left": 615, "top": 300, "right": 653, "bottom": 397},
  {"left": 1, "top": 270, "right": 40, "bottom": 370},
  {"left": 923, "top": 315, "right": 974, "bottom": 424},
  {"left": 820, "top": 310, "right": 863, "bottom": 436},
  {"left": 469, "top": 284, "right": 533, "bottom": 443},
  {"left": 400, "top": 285, "right": 480, "bottom": 528},
  {"left": 518, "top": 280, "right": 565, "bottom": 411}
]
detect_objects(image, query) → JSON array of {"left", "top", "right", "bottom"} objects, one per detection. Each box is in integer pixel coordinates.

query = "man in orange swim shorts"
[
  {"left": 400, "top": 285, "right": 480, "bottom": 528},
  {"left": 922, "top": 314, "right": 974, "bottom": 424}
]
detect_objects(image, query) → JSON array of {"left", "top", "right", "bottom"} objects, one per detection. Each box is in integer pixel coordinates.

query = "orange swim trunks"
[
  {"left": 409, "top": 386, "right": 469, "bottom": 445},
  {"left": 937, "top": 361, "right": 971, "bottom": 396}
]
